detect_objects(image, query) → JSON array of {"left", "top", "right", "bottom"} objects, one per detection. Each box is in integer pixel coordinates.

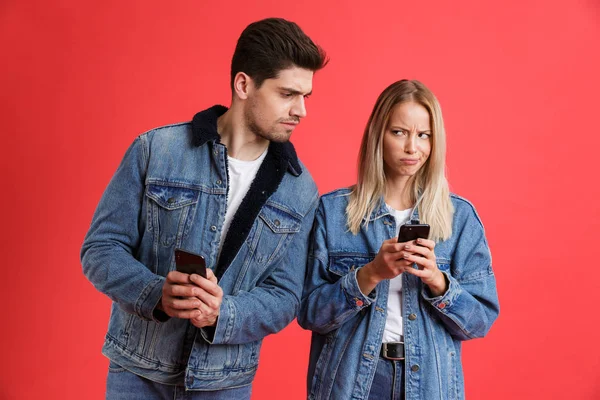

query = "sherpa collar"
[
  {"left": 190, "top": 105, "right": 305, "bottom": 278},
  {"left": 191, "top": 105, "right": 303, "bottom": 176}
]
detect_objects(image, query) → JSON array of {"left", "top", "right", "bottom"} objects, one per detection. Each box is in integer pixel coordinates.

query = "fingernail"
[{"left": 405, "top": 245, "right": 411, "bottom": 250}]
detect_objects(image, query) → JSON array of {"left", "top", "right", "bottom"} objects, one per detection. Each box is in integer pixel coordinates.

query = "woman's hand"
[
  {"left": 402, "top": 238, "right": 447, "bottom": 296},
  {"left": 357, "top": 238, "right": 413, "bottom": 295}
]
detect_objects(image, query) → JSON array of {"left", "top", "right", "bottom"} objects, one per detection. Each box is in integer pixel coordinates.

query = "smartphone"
[
  {"left": 397, "top": 223, "right": 430, "bottom": 243},
  {"left": 174, "top": 248, "right": 207, "bottom": 278}
]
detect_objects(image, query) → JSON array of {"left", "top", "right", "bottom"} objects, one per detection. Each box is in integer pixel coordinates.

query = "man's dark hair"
[{"left": 231, "top": 18, "right": 328, "bottom": 90}]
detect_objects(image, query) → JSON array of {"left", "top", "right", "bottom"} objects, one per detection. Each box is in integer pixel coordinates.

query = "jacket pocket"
[
  {"left": 258, "top": 202, "right": 302, "bottom": 234},
  {"left": 328, "top": 254, "right": 372, "bottom": 277},
  {"left": 146, "top": 181, "right": 200, "bottom": 253},
  {"left": 235, "top": 201, "right": 304, "bottom": 291},
  {"left": 253, "top": 202, "right": 302, "bottom": 262}
]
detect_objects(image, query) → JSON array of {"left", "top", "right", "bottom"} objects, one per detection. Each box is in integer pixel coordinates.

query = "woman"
[{"left": 298, "top": 80, "right": 499, "bottom": 400}]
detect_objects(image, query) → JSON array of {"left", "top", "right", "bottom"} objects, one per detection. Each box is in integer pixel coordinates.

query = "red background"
[{"left": 2, "top": 1, "right": 599, "bottom": 399}]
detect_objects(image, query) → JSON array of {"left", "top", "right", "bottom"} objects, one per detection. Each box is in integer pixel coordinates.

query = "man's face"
[{"left": 244, "top": 67, "right": 314, "bottom": 143}]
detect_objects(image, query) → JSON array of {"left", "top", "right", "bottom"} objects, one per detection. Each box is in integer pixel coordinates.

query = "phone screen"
[
  {"left": 397, "top": 224, "right": 430, "bottom": 243},
  {"left": 174, "top": 248, "right": 207, "bottom": 278}
]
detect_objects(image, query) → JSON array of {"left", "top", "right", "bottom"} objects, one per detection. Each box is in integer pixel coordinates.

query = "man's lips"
[{"left": 281, "top": 121, "right": 299, "bottom": 130}]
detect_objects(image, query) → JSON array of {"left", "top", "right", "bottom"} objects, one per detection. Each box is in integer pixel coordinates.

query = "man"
[{"left": 81, "top": 18, "right": 327, "bottom": 399}]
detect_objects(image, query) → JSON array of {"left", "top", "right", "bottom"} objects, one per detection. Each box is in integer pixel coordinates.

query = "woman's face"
[{"left": 382, "top": 101, "right": 432, "bottom": 180}]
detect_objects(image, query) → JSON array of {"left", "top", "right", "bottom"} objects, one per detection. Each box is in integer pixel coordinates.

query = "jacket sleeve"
[
  {"left": 202, "top": 193, "right": 320, "bottom": 345},
  {"left": 421, "top": 205, "right": 500, "bottom": 340},
  {"left": 297, "top": 200, "right": 377, "bottom": 335},
  {"left": 81, "top": 135, "right": 166, "bottom": 322}
]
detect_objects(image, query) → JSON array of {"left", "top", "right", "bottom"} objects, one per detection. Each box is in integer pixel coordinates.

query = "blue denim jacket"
[
  {"left": 298, "top": 188, "right": 499, "bottom": 400},
  {"left": 81, "top": 106, "right": 319, "bottom": 390}
]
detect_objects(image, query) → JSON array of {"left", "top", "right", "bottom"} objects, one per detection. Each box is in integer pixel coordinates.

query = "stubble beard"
[{"left": 244, "top": 101, "right": 292, "bottom": 144}]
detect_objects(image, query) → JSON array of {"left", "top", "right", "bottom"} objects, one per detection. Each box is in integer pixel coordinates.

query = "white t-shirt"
[
  {"left": 381, "top": 205, "right": 412, "bottom": 343},
  {"left": 218, "top": 148, "right": 268, "bottom": 254}
]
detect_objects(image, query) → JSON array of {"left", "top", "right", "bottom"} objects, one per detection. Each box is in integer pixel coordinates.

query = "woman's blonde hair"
[{"left": 346, "top": 79, "right": 454, "bottom": 241}]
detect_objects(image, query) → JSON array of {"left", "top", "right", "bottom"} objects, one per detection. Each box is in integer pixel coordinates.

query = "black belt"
[{"left": 381, "top": 339, "right": 405, "bottom": 361}]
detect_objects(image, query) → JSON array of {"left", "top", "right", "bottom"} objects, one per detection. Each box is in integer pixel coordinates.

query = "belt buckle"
[{"left": 382, "top": 341, "right": 405, "bottom": 361}]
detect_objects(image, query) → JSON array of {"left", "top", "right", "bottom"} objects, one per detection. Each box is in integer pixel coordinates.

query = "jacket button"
[
  {"left": 438, "top": 303, "right": 446, "bottom": 309},
  {"left": 210, "top": 225, "right": 217, "bottom": 232},
  {"left": 167, "top": 197, "right": 176, "bottom": 204},
  {"left": 216, "top": 179, "right": 222, "bottom": 185},
  {"left": 355, "top": 299, "right": 364, "bottom": 307},
  {"left": 274, "top": 219, "right": 281, "bottom": 226},
  {"left": 408, "top": 313, "right": 417, "bottom": 321},
  {"left": 411, "top": 364, "right": 420, "bottom": 372}
]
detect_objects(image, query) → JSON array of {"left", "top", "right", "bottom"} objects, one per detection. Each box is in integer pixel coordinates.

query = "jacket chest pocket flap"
[
  {"left": 146, "top": 182, "right": 200, "bottom": 210},
  {"left": 328, "top": 255, "right": 372, "bottom": 277},
  {"left": 247, "top": 203, "right": 303, "bottom": 265},
  {"left": 258, "top": 202, "right": 302, "bottom": 234},
  {"left": 145, "top": 182, "right": 201, "bottom": 247}
]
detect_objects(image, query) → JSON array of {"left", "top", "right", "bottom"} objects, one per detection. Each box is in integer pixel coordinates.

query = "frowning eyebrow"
[
  {"left": 279, "top": 87, "right": 313, "bottom": 96},
  {"left": 389, "top": 125, "right": 431, "bottom": 133}
]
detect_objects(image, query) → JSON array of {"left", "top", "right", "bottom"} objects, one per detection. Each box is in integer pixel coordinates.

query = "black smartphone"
[
  {"left": 397, "top": 223, "right": 430, "bottom": 243},
  {"left": 174, "top": 248, "right": 207, "bottom": 278}
]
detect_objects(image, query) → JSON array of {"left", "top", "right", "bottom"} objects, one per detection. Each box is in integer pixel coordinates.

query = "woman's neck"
[{"left": 384, "top": 175, "right": 415, "bottom": 210}]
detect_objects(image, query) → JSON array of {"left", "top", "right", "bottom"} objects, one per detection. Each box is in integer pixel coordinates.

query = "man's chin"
[
  {"left": 271, "top": 135, "right": 291, "bottom": 143},
  {"left": 261, "top": 130, "right": 292, "bottom": 143}
]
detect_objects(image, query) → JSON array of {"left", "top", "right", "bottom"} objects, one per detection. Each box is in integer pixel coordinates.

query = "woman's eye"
[{"left": 419, "top": 133, "right": 431, "bottom": 139}]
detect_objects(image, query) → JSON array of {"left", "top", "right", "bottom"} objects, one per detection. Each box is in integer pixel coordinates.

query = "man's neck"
[{"left": 217, "top": 107, "right": 269, "bottom": 161}]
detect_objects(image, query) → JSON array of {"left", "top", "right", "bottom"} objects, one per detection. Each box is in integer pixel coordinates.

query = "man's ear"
[{"left": 233, "top": 72, "right": 253, "bottom": 100}]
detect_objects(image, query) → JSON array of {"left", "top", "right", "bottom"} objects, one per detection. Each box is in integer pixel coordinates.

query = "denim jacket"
[
  {"left": 81, "top": 106, "right": 319, "bottom": 390},
  {"left": 298, "top": 188, "right": 499, "bottom": 400}
]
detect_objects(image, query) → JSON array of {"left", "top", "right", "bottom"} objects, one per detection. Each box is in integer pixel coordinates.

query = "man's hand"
[
  {"left": 190, "top": 268, "right": 223, "bottom": 328},
  {"left": 159, "top": 271, "right": 204, "bottom": 320}
]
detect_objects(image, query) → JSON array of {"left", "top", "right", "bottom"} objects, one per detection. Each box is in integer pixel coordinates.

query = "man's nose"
[{"left": 291, "top": 96, "right": 307, "bottom": 119}]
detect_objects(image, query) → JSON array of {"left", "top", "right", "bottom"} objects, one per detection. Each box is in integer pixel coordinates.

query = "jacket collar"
[
  {"left": 364, "top": 195, "right": 421, "bottom": 222},
  {"left": 191, "top": 105, "right": 303, "bottom": 176}
]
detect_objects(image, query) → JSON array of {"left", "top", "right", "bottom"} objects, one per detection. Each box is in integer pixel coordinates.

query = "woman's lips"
[{"left": 400, "top": 158, "right": 419, "bottom": 165}]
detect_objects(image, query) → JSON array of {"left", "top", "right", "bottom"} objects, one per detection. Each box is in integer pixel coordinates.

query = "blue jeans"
[
  {"left": 106, "top": 362, "right": 252, "bottom": 400},
  {"left": 367, "top": 357, "right": 405, "bottom": 400}
]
